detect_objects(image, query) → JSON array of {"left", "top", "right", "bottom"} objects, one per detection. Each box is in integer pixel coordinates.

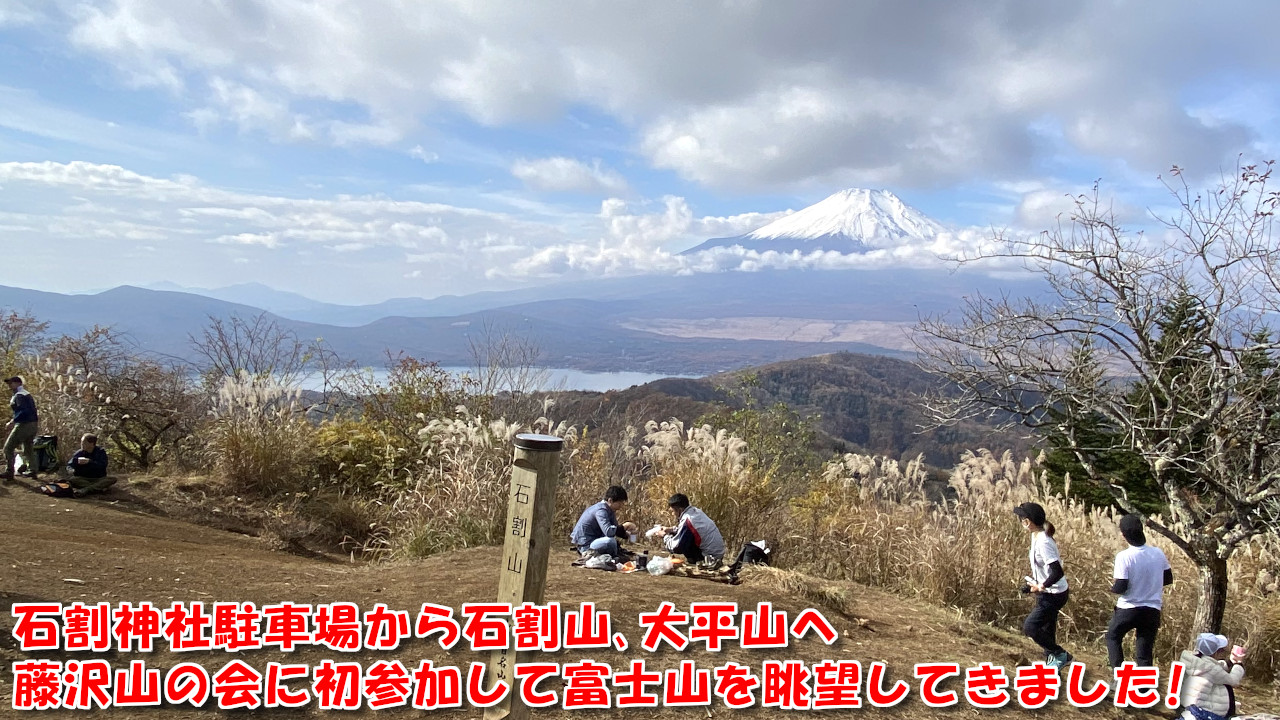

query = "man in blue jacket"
[
  {"left": 66, "top": 433, "right": 116, "bottom": 497},
  {"left": 570, "top": 485, "right": 638, "bottom": 558},
  {"left": 2, "top": 376, "right": 39, "bottom": 482}
]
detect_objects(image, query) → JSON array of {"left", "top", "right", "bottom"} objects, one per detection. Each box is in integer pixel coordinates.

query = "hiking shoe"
[
  {"left": 1048, "top": 652, "right": 1073, "bottom": 669},
  {"left": 72, "top": 489, "right": 88, "bottom": 498}
]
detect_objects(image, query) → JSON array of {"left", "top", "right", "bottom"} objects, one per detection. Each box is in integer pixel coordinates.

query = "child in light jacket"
[{"left": 1180, "top": 633, "right": 1245, "bottom": 720}]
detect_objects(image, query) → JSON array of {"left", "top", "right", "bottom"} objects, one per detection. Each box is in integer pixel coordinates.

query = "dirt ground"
[{"left": 1, "top": 478, "right": 1273, "bottom": 719}]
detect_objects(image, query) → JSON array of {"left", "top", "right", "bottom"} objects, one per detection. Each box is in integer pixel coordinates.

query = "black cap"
[
  {"left": 1119, "top": 514, "right": 1147, "bottom": 546},
  {"left": 3, "top": 376, "right": 22, "bottom": 384},
  {"left": 1013, "top": 502, "right": 1046, "bottom": 527}
]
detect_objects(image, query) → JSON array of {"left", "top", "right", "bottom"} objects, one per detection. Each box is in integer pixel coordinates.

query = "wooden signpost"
[{"left": 484, "top": 433, "right": 564, "bottom": 720}]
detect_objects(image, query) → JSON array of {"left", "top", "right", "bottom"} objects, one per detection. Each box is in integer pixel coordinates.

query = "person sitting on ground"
[
  {"left": 2, "top": 375, "right": 39, "bottom": 483},
  {"left": 65, "top": 433, "right": 116, "bottom": 498},
  {"left": 1106, "top": 514, "right": 1173, "bottom": 668},
  {"left": 1180, "top": 633, "right": 1246, "bottom": 720},
  {"left": 658, "top": 493, "right": 726, "bottom": 565},
  {"left": 570, "top": 485, "right": 637, "bottom": 558}
]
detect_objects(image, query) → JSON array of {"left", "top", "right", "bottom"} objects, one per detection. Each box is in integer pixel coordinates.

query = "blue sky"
[{"left": 2, "top": 1, "right": 1279, "bottom": 304}]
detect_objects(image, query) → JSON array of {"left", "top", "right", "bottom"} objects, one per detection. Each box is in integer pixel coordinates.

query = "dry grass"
[
  {"left": 329, "top": 405, "right": 1278, "bottom": 690},
  {"left": 807, "top": 448, "right": 1280, "bottom": 687},
  {"left": 207, "top": 373, "right": 318, "bottom": 496},
  {"left": 54, "top": 361, "right": 1274, "bottom": 696},
  {"left": 737, "top": 565, "right": 857, "bottom": 618},
  {"left": 637, "top": 420, "right": 785, "bottom": 551}
]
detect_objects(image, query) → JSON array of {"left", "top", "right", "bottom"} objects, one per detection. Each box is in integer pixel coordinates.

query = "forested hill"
[{"left": 551, "top": 352, "right": 1034, "bottom": 467}]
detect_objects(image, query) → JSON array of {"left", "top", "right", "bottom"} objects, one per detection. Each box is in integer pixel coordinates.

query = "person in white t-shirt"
[
  {"left": 1014, "top": 502, "right": 1072, "bottom": 669},
  {"left": 1106, "top": 514, "right": 1173, "bottom": 667}
]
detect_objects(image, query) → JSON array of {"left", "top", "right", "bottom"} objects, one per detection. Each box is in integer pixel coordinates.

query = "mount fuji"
[{"left": 683, "top": 188, "right": 945, "bottom": 255}]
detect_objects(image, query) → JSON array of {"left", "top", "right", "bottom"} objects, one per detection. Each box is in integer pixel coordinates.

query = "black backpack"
[{"left": 37, "top": 481, "right": 75, "bottom": 498}]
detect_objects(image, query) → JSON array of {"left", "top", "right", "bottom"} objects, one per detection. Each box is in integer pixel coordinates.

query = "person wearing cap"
[
  {"left": 1013, "top": 501, "right": 1072, "bottom": 668},
  {"left": 1179, "top": 633, "right": 1246, "bottom": 720},
  {"left": 1106, "top": 514, "right": 1173, "bottom": 667},
  {"left": 658, "top": 493, "right": 726, "bottom": 565},
  {"left": 570, "top": 485, "right": 638, "bottom": 558},
  {"left": 2, "top": 375, "right": 39, "bottom": 483}
]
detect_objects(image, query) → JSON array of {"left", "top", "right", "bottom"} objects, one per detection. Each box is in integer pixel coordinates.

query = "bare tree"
[
  {"left": 916, "top": 163, "right": 1280, "bottom": 635},
  {"left": 190, "top": 313, "right": 313, "bottom": 387},
  {"left": 465, "top": 318, "right": 557, "bottom": 418},
  {"left": 0, "top": 308, "right": 50, "bottom": 368},
  {"left": 45, "top": 327, "right": 202, "bottom": 468}
]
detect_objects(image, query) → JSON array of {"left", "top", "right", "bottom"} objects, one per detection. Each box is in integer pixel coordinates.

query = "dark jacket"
[
  {"left": 570, "top": 501, "right": 623, "bottom": 548},
  {"left": 68, "top": 447, "right": 109, "bottom": 479},
  {"left": 10, "top": 387, "right": 37, "bottom": 424}
]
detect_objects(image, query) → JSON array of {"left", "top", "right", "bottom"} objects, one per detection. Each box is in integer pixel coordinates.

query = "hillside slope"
[
  {"left": 0, "top": 482, "right": 1181, "bottom": 719},
  {"left": 552, "top": 352, "right": 1031, "bottom": 466}
]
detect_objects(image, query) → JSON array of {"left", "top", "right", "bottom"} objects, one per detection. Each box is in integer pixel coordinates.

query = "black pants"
[
  {"left": 668, "top": 532, "right": 705, "bottom": 563},
  {"left": 1106, "top": 606, "right": 1161, "bottom": 667},
  {"left": 1023, "top": 590, "right": 1068, "bottom": 656}
]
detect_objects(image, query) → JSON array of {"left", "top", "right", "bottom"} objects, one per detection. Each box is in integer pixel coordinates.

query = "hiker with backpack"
[
  {"left": 2, "top": 376, "right": 39, "bottom": 483},
  {"left": 570, "top": 485, "right": 638, "bottom": 558},
  {"left": 1014, "top": 501, "right": 1073, "bottom": 669},
  {"left": 64, "top": 433, "right": 116, "bottom": 497},
  {"left": 1106, "top": 514, "right": 1173, "bottom": 668}
]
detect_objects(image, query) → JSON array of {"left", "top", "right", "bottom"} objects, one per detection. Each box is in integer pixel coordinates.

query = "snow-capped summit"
[{"left": 683, "top": 188, "right": 944, "bottom": 255}]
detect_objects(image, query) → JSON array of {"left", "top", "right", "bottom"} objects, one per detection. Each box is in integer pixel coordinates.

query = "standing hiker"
[
  {"left": 2, "top": 376, "right": 39, "bottom": 482},
  {"left": 570, "top": 485, "right": 638, "bottom": 558},
  {"left": 1106, "top": 514, "right": 1173, "bottom": 668},
  {"left": 1014, "top": 501, "right": 1073, "bottom": 668}
]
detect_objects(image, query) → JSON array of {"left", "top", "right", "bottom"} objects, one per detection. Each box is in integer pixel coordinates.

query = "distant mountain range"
[
  {"left": 5, "top": 188, "right": 1043, "bottom": 373},
  {"left": 136, "top": 281, "right": 560, "bottom": 327}
]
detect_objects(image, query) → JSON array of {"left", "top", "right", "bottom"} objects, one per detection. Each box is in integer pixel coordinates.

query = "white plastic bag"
[
  {"left": 585, "top": 554, "right": 614, "bottom": 570},
  {"left": 647, "top": 556, "right": 673, "bottom": 576}
]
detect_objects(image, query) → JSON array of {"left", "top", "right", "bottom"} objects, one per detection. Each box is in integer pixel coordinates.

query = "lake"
[{"left": 300, "top": 367, "right": 697, "bottom": 393}]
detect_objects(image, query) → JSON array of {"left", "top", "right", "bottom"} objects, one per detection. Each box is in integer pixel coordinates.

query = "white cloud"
[
  {"left": 0, "top": 1, "right": 41, "bottom": 26},
  {"left": 215, "top": 232, "right": 280, "bottom": 249},
  {"left": 1006, "top": 181, "right": 1148, "bottom": 231},
  {"left": 0, "top": 160, "right": 1131, "bottom": 302},
  {"left": 188, "top": 78, "right": 315, "bottom": 141},
  {"left": 511, "top": 157, "right": 628, "bottom": 194},
  {"left": 0, "top": 160, "right": 574, "bottom": 302},
  {"left": 409, "top": 145, "right": 439, "bottom": 163},
  {"left": 1015, "top": 189, "right": 1081, "bottom": 229},
  {"left": 47, "top": 1, "right": 1273, "bottom": 187}
]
